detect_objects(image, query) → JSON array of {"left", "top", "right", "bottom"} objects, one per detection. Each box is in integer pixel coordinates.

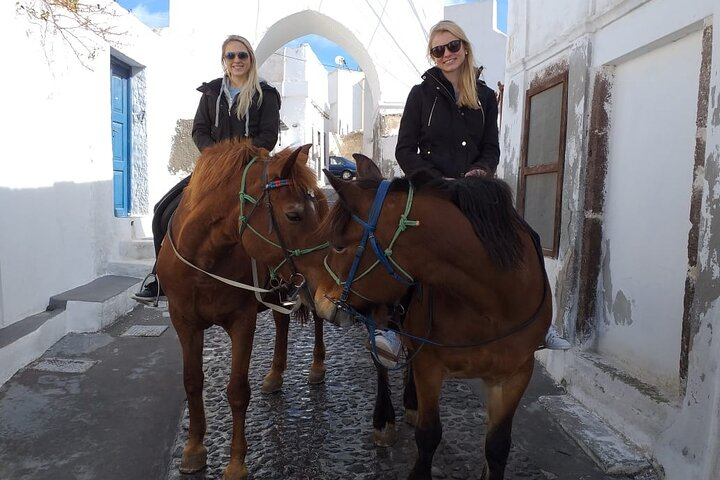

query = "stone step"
[
  {"left": 539, "top": 394, "right": 657, "bottom": 478},
  {"left": 565, "top": 351, "right": 678, "bottom": 452},
  {"left": 118, "top": 238, "right": 155, "bottom": 260},
  {"left": 107, "top": 259, "right": 154, "bottom": 279},
  {"left": 0, "top": 275, "right": 142, "bottom": 386}
]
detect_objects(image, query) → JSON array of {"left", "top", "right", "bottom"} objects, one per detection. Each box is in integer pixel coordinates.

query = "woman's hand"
[{"left": 464, "top": 168, "right": 488, "bottom": 177}]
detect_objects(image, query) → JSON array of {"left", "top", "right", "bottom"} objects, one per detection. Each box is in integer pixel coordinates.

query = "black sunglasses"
[
  {"left": 224, "top": 51, "right": 249, "bottom": 61},
  {"left": 430, "top": 39, "right": 463, "bottom": 59}
]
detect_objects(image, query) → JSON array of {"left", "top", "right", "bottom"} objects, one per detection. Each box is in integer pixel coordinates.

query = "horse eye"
[{"left": 286, "top": 212, "right": 302, "bottom": 222}]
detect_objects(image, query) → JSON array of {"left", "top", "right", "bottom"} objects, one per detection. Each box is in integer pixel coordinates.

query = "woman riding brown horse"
[{"left": 156, "top": 141, "right": 328, "bottom": 480}]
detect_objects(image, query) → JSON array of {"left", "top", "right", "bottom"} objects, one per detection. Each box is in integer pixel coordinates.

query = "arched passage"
[
  {"left": 166, "top": 0, "right": 442, "bottom": 166},
  {"left": 254, "top": 11, "right": 381, "bottom": 155}
]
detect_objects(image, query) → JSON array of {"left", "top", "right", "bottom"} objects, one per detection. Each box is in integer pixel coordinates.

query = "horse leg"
[
  {"left": 408, "top": 360, "right": 444, "bottom": 480},
  {"left": 175, "top": 324, "right": 208, "bottom": 474},
  {"left": 403, "top": 361, "right": 419, "bottom": 426},
  {"left": 223, "top": 319, "right": 256, "bottom": 480},
  {"left": 261, "top": 311, "right": 288, "bottom": 394},
  {"left": 483, "top": 358, "right": 534, "bottom": 480},
  {"left": 373, "top": 362, "right": 398, "bottom": 446},
  {"left": 307, "top": 312, "right": 326, "bottom": 384}
]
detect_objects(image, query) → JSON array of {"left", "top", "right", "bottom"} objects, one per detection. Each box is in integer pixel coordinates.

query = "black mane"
[{"left": 324, "top": 175, "right": 527, "bottom": 269}]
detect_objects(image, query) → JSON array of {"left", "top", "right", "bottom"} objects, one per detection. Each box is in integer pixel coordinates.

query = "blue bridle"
[{"left": 332, "top": 179, "right": 418, "bottom": 304}]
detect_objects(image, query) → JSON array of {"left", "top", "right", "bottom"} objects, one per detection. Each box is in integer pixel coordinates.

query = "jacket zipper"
[{"left": 428, "top": 97, "right": 437, "bottom": 127}]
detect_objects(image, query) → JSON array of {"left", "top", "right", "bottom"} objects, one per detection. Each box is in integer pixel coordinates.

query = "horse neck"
[{"left": 398, "top": 193, "right": 515, "bottom": 304}]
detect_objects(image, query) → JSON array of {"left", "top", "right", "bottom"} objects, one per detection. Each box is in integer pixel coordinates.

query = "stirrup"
[{"left": 137, "top": 273, "right": 161, "bottom": 307}]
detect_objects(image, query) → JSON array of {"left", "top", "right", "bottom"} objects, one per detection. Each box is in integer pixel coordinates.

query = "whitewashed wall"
[
  {"left": 446, "top": 0, "right": 507, "bottom": 91},
  {"left": 0, "top": 1, "right": 160, "bottom": 329},
  {"left": 503, "top": 0, "right": 720, "bottom": 478}
]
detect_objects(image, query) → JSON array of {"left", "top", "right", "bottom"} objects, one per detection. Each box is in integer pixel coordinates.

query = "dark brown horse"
[
  {"left": 308, "top": 155, "right": 552, "bottom": 480},
  {"left": 156, "top": 141, "right": 328, "bottom": 480}
]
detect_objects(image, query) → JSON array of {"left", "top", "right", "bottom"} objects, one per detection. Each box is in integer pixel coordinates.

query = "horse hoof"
[
  {"left": 373, "top": 423, "right": 398, "bottom": 447},
  {"left": 307, "top": 366, "right": 326, "bottom": 385},
  {"left": 404, "top": 409, "right": 418, "bottom": 426},
  {"left": 179, "top": 444, "right": 207, "bottom": 473},
  {"left": 261, "top": 374, "right": 283, "bottom": 394},
  {"left": 223, "top": 461, "right": 249, "bottom": 480}
]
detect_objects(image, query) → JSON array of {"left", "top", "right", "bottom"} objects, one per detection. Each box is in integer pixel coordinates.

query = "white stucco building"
[
  {"left": 501, "top": 1, "right": 720, "bottom": 478},
  {"left": 260, "top": 44, "right": 330, "bottom": 177}
]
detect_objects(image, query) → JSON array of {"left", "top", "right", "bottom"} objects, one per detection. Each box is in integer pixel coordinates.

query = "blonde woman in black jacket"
[
  {"left": 372, "top": 21, "right": 569, "bottom": 363},
  {"left": 133, "top": 35, "right": 280, "bottom": 304}
]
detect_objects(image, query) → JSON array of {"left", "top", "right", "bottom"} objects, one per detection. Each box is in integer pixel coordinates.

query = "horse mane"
[
  {"left": 185, "top": 140, "right": 325, "bottom": 212},
  {"left": 446, "top": 176, "right": 527, "bottom": 269},
  {"left": 185, "top": 139, "right": 262, "bottom": 209},
  {"left": 322, "top": 176, "right": 527, "bottom": 269}
]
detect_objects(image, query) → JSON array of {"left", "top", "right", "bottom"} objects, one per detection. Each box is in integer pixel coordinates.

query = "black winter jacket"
[
  {"left": 395, "top": 67, "right": 499, "bottom": 181},
  {"left": 191, "top": 77, "right": 281, "bottom": 152}
]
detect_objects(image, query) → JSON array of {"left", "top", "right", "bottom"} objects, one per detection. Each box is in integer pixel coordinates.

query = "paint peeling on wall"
[
  {"left": 577, "top": 70, "right": 612, "bottom": 341},
  {"left": 601, "top": 239, "right": 613, "bottom": 327},
  {"left": 612, "top": 290, "right": 633, "bottom": 326},
  {"left": 507, "top": 81, "right": 519, "bottom": 112},
  {"left": 168, "top": 119, "right": 199, "bottom": 175},
  {"left": 694, "top": 148, "right": 720, "bottom": 318}
]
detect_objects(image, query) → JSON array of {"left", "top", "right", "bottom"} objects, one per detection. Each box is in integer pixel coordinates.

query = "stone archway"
[{"left": 165, "top": 0, "right": 443, "bottom": 171}]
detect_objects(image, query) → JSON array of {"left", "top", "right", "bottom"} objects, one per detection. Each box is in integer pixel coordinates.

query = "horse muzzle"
[{"left": 314, "top": 292, "right": 355, "bottom": 328}]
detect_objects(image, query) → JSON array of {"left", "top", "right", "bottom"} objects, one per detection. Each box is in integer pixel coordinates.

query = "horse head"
[
  {"left": 312, "top": 154, "right": 417, "bottom": 327},
  {"left": 236, "top": 144, "right": 330, "bottom": 310}
]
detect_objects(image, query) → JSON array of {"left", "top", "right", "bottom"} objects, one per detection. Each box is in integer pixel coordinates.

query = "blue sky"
[{"left": 115, "top": 0, "right": 506, "bottom": 71}]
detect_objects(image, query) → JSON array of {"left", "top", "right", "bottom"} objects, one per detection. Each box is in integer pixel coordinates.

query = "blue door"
[{"left": 111, "top": 61, "right": 131, "bottom": 216}]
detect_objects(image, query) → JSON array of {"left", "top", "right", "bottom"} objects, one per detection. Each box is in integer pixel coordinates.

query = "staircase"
[{"left": 108, "top": 237, "right": 155, "bottom": 279}]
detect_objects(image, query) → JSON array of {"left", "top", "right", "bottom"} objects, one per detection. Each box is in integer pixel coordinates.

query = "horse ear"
[
  {"left": 324, "top": 168, "right": 364, "bottom": 210},
  {"left": 323, "top": 168, "right": 348, "bottom": 192},
  {"left": 280, "top": 144, "right": 312, "bottom": 179},
  {"left": 352, "top": 153, "right": 383, "bottom": 181}
]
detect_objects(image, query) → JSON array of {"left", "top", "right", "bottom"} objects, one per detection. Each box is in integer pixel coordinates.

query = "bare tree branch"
[{"left": 16, "top": 0, "right": 127, "bottom": 70}]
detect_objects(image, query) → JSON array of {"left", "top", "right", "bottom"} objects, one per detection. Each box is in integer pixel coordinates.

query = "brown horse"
[
  {"left": 156, "top": 141, "right": 329, "bottom": 480},
  {"left": 309, "top": 155, "right": 552, "bottom": 480}
]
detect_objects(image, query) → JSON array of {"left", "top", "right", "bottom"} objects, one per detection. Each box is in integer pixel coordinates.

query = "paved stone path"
[{"left": 164, "top": 310, "right": 626, "bottom": 480}]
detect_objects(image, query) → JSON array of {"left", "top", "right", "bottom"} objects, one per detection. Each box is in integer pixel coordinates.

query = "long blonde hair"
[
  {"left": 221, "top": 35, "right": 263, "bottom": 119},
  {"left": 427, "top": 20, "right": 480, "bottom": 110}
]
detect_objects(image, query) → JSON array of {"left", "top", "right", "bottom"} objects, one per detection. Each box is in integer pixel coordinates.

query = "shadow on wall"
[
  {"left": 168, "top": 119, "right": 200, "bottom": 176},
  {"left": 0, "top": 180, "right": 116, "bottom": 328}
]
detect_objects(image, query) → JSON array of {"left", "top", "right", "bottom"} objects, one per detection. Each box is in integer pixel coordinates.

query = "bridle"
[
  {"left": 167, "top": 155, "right": 327, "bottom": 314},
  {"left": 323, "top": 179, "right": 419, "bottom": 305}
]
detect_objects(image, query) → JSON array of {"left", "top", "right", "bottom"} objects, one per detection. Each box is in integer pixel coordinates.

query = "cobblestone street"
[{"left": 165, "top": 310, "right": 627, "bottom": 480}]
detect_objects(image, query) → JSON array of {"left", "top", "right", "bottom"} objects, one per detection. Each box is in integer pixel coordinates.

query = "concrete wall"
[{"left": 502, "top": 0, "right": 720, "bottom": 477}]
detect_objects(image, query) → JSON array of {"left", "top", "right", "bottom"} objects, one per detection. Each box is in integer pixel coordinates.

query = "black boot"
[{"left": 132, "top": 279, "right": 163, "bottom": 305}]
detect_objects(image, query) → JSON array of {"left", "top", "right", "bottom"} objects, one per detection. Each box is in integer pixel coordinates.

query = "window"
[{"left": 517, "top": 71, "right": 568, "bottom": 257}]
